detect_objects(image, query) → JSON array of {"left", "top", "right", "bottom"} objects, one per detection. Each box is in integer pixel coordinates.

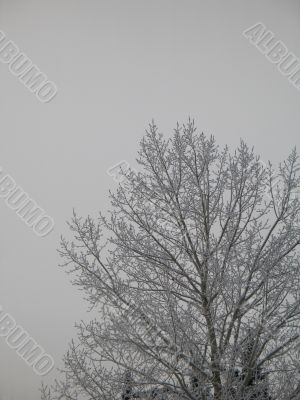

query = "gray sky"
[{"left": 0, "top": 1, "right": 299, "bottom": 399}]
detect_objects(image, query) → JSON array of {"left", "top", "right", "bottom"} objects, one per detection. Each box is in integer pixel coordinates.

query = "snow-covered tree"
[{"left": 42, "top": 121, "right": 300, "bottom": 400}]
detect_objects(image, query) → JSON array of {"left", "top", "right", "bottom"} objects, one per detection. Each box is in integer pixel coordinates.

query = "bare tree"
[{"left": 43, "top": 121, "right": 300, "bottom": 400}]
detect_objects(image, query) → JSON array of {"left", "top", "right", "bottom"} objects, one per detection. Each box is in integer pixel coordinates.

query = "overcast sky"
[{"left": 0, "top": 1, "right": 300, "bottom": 399}]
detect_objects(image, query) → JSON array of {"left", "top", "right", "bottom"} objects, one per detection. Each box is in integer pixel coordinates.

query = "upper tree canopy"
[{"left": 42, "top": 121, "right": 300, "bottom": 400}]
